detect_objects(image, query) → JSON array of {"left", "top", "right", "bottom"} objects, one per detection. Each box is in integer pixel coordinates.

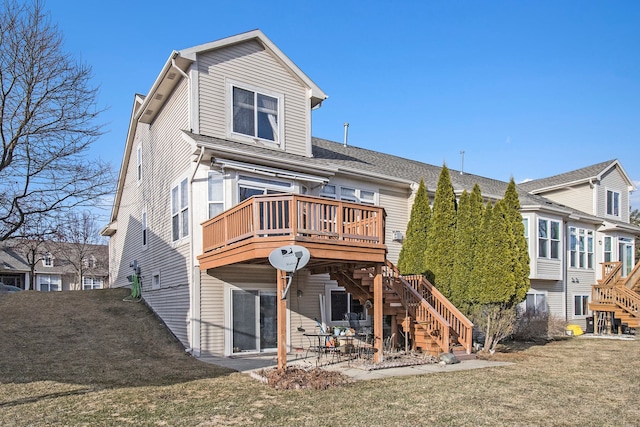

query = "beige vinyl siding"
[
  {"left": 379, "top": 187, "right": 410, "bottom": 265},
  {"left": 537, "top": 184, "right": 594, "bottom": 215},
  {"left": 535, "top": 259, "right": 562, "bottom": 280},
  {"left": 529, "top": 280, "right": 564, "bottom": 318},
  {"left": 597, "top": 167, "right": 630, "bottom": 222},
  {"left": 199, "top": 266, "right": 336, "bottom": 356},
  {"left": 109, "top": 79, "right": 193, "bottom": 347},
  {"left": 197, "top": 40, "right": 310, "bottom": 157}
]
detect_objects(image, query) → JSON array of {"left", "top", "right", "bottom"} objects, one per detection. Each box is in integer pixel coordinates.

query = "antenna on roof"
[
  {"left": 460, "top": 150, "right": 465, "bottom": 175},
  {"left": 343, "top": 122, "right": 349, "bottom": 147}
]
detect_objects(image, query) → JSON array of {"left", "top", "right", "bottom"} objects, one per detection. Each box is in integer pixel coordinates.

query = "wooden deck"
[{"left": 198, "top": 194, "right": 387, "bottom": 271}]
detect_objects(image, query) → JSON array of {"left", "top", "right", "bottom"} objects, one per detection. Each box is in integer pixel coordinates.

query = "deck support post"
[
  {"left": 277, "top": 269, "right": 287, "bottom": 370},
  {"left": 373, "top": 264, "right": 383, "bottom": 363}
]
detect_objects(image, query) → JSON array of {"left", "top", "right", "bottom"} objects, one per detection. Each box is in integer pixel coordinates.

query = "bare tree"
[
  {"left": 53, "top": 210, "right": 107, "bottom": 290},
  {"left": 0, "top": 0, "right": 113, "bottom": 241}
]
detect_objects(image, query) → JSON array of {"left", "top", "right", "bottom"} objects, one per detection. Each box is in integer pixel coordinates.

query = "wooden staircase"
[
  {"left": 331, "top": 260, "right": 473, "bottom": 356},
  {"left": 589, "top": 261, "right": 640, "bottom": 331}
]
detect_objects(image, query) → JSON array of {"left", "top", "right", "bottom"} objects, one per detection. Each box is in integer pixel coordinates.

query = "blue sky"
[{"left": 45, "top": 1, "right": 640, "bottom": 216}]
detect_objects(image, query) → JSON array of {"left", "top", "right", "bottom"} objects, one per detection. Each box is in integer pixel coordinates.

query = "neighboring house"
[
  {"left": 0, "top": 241, "right": 109, "bottom": 291},
  {"left": 102, "top": 30, "right": 639, "bottom": 360}
]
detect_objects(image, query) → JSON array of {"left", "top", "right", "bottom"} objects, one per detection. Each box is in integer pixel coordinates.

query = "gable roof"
[
  {"left": 517, "top": 159, "right": 636, "bottom": 193},
  {"left": 179, "top": 29, "right": 327, "bottom": 108}
]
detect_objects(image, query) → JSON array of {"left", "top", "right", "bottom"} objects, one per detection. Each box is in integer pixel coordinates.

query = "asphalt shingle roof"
[{"left": 517, "top": 159, "right": 617, "bottom": 193}]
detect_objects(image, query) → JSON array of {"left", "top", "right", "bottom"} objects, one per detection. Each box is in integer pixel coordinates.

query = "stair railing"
[
  {"left": 385, "top": 272, "right": 450, "bottom": 353},
  {"left": 384, "top": 260, "right": 474, "bottom": 354}
]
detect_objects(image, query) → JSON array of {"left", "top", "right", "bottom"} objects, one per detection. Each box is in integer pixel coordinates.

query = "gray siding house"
[{"left": 103, "top": 30, "right": 638, "bottom": 359}]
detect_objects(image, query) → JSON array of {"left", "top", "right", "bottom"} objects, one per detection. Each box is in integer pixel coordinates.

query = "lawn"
[{"left": 1, "top": 289, "right": 638, "bottom": 426}]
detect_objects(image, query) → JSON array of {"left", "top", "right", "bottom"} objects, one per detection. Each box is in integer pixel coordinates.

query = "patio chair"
[{"left": 344, "top": 312, "right": 361, "bottom": 331}]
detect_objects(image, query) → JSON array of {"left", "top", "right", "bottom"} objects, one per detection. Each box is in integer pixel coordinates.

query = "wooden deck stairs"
[
  {"left": 331, "top": 260, "right": 473, "bottom": 356},
  {"left": 589, "top": 261, "right": 640, "bottom": 331}
]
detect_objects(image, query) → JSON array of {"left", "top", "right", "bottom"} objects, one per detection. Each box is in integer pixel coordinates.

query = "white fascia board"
[{"left": 596, "top": 160, "right": 636, "bottom": 191}]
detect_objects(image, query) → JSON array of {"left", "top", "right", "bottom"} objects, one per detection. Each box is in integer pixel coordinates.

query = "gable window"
[
  {"left": 83, "top": 277, "right": 103, "bottom": 290},
  {"left": 136, "top": 145, "right": 142, "bottom": 181},
  {"left": 574, "top": 295, "right": 589, "bottom": 317},
  {"left": 83, "top": 255, "right": 97, "bottom": 269},
  {"left": 604, "top": 236, "right": 613, "bottom": 262},
  {"left": 43, "top": 252, "right": 53, "bottom": 267},
  {"left": 231, "top": 85, "right": 281, "bottom": 144},
  {"left": 39, "top": 275, "right": 61, "bottom": 292},
  {"left": 142, "top": 208, "right": 148, "bottom": 248},
  {"left": 606, "top": 190, "right": 620, "bottom": 217},
  {"left": 538, "top": 219, "right": 560, "bottom": 259},
  {"left": 208, "top": 171, "right": 225, "bottom": 218},
  {"left": 569, "top": 227, "right": 594, "bottom": 269},
  {"left": 171, "top": 178, "right": 188, "bottom": 242}
]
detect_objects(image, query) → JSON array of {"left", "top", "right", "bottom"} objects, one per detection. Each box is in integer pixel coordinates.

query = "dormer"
[{"left": 42, "top": 252, "right": 54, "bottom": 267}]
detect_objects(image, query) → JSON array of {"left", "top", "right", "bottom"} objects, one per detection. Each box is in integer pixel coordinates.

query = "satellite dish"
[
  {"left": 269, "top": 245, "right": 310, "bottom": 299},
  {"left": 268, "top": 245, "right": 310, "bottom": 272}
]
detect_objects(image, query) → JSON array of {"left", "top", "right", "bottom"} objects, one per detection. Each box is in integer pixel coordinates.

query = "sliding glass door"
[{"left": 231, "top": 290, "right": 277, "bottom": 353}]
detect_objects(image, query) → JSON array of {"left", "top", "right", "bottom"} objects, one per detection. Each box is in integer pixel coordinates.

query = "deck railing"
[
  {"left": 599, "top": 262, "right": 622, "bottom": 287},
  {"left": 383, "top": 260, "right": 474, "bottom": 354},
  {"left": 202, "top": 194, "right": 385, "bottom": 253},
  {"left": 592, "top": 284, "right": 640, "bottom": 316}
]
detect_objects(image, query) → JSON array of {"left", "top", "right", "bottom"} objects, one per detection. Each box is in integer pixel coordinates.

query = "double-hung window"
[
  {"left": 231, "top": 84, "right": 281, "bottom": 144},
  {"left": 574, "top": 295, "right": 589, "bottom": 316},
  {"left": 320, "top": 184, "right": 377, "bottom": 205},
  {"left": 524, "top": 292, "right": 547, "bottom": 315},
  {"left": 606, "top": 190, "right": 620, "bottom": 217},
  {"left": 604, "top": 236, "right": 613, "bottom": 262},
  {"left": 538, "top": 219, "right": 560, "bottom": 259},
  {"left": 569, "top": 227, "right": 594, "bottom": 269},
  {"left": 208, "top": 171, "right": 224, "bottom": 219},
  {"left": 39, "top": 275, "right": 61, "bottom": 292},
  {"left": 83, "top": 277, "right": 103, "bottom": 290},
  {"left": 171, "top": 178, "right": 188, "bottom": 241},
  {"left": 43, "top": 253, "right": 53, "bottom": 267}
]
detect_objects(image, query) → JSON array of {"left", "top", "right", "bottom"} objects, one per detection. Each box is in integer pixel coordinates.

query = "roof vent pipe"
[{"left": 343, "top": 122, "right": 349, "bottom": 147}]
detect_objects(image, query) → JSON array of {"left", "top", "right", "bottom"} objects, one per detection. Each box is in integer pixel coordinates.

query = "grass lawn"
[{"left": 1, "top": 289, "right": 639, "bottom": 426}]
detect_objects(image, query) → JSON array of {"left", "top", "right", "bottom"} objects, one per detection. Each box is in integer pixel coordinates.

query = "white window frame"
[
  {"left": 569, "top": 227, "right": 594, "bottom": 269},
  {"left": 523, "top": 292, "right": 547, "bottom": 315},
  {"left": 136, "top": 145, "right": 142, "bottom": 182},
  {"left": 604, "top": 236, "right": 613, "bottom": 262},
  {"left": 171, "top": 178, "right": 189, "bottom": 242},
  {"left": 325, "top": 285, "right": 368, "bottom": 325},
  {"left": 142, "top": 207, "right": 148, "bottom": 249},
  {"left": 538, "top": 218, "right": 561, "bottom": 260},
  {"left": 573, "top": 294, "right": 590, "bottom": 317},
  {"left": 82, "top": 276, "right": 103, "bottom": 290},
  {"left": 523, "top": 218, "right": 529, "bottom": 246},
  {"left": 227, "top": 80, "right": 283, "bottom": 147},
  {"left": 320, "top": 184, "right": 378, "bottom": 205},
  {"left": 237, "top": 175, "right": 292, "bottom": 203},
  {"left": 42, "top": 252, "right": 53, "bottom": 267},
  {"left": 208, "top": 171, "right": 225, "bottom": 219},
  {"left": 606, "top": 189, "right": 620, "bottom": 217},
  {"left": 38, "top": 274, "right": 61, "bottom": 292}
]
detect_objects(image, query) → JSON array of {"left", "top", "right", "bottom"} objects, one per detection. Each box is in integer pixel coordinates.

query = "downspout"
[{"left": 188, "top": 146, "right": 205, "bottom": 357}]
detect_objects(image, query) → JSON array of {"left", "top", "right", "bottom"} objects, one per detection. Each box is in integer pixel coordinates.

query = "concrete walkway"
[{"left": 199, "top": 353, "right": 512, "bottom": 381}]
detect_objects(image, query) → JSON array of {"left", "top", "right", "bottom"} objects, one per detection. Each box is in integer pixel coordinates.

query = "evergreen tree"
[
  {"left": 424, "top": 164, "right": 457, "bottom": 298},
  {"left": 451, "top": 190, "right": 471, "bottom": 310},
  {"left": 398, "top": 178, "right": 431, "bottom": 275},
  {"left": 468, "top": 201, "right": 492, "bottom": 304},
  {"left": 501, "top": 178, "right": 531, "bottom": 304},
  {"left": 450, "top": 184, "right": 484, "bottom": 312}
]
